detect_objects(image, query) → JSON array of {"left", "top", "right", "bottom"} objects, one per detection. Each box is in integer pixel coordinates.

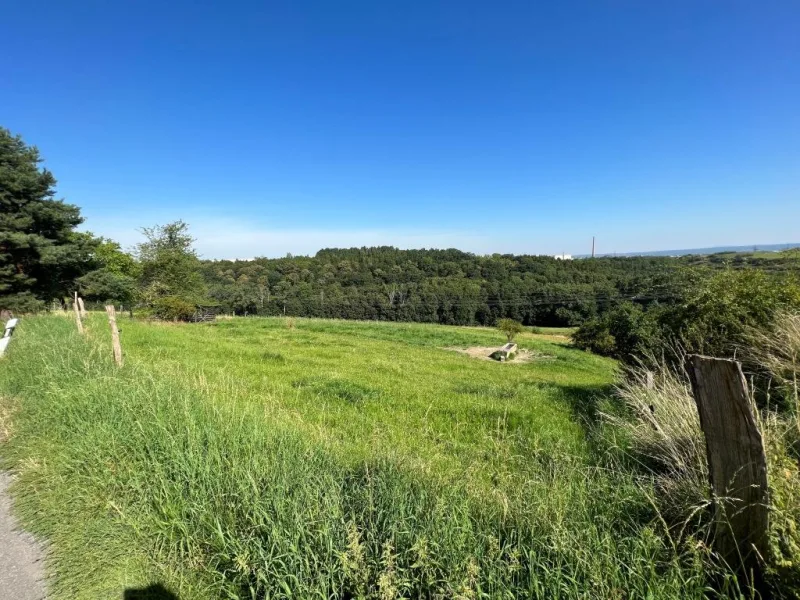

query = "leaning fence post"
[
  {"left": 78, "top": 296, "right": 87, "bottom": 318},
  {"left": 687, "top": 355, "right": 769, "bottom": 582},
  {"left": 105, "top": 305, "right": 123, "bottom": 367},
  {"left": 73, "top": 293, "right": 84, "bottom": 335}
]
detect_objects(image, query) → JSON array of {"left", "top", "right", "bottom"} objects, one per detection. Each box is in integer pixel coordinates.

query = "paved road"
[{"left": 0, "top": 472, "right": 47, "bottom": 600}]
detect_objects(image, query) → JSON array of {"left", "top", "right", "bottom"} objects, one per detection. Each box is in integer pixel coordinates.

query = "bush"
[
  {"left": 0, "top": 292, "right": 45, "bottom": 314},
  {"left": 666, "top": 269, "right": 800, "bottom": 359},
  {"left": 573, "top": 302, "right": 661, "bottom": 361},
  {"left": 575, "top": 270, "right": 800, "bottom": 365},
  {"left": 151, "top": 296, "right": 197, "bottom": 321},
  {"left": 572, "top": 319, "right": 616, "bottom": 356},
  {"left": 497, "top": 318, "right": 523, "bottom": 342}
]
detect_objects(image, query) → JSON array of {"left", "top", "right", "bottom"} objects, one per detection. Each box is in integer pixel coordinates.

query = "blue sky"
[{"left": 3, "top": 1, "right": 799, "bottom": 259}]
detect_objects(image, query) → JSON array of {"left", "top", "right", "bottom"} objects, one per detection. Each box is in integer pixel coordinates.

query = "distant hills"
[{"left": 583, "top": 243, "right": 800, "bottom": 258}]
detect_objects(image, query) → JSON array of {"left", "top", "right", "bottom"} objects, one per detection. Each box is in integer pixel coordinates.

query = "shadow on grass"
[
  {"left": 123, "top": 583, "right": 179, "bottom": 599},
  {"left": 560, "top": 383, "right": 615, "bottom": 426},
  {"left": 558, "top": 383, "right": 633, "bottom": 458}
]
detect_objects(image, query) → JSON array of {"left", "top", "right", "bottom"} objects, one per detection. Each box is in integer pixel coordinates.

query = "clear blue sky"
[{"left": 3, "top": 1, "right": 799, "bottom": 258}]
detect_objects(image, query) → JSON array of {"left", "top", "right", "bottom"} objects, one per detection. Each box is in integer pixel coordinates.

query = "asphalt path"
[{"left": 0, "top": 472, "right": 46, "bottom": 600}]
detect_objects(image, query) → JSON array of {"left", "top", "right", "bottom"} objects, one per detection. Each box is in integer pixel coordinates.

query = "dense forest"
[
  {"left": 201, "top": 249, "right": 683, "bottom": 325},
  {"left": 199, "top": 248, "right": 799, "bottom": 325}
]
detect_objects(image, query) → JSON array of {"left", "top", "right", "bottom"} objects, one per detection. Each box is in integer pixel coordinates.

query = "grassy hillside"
[{"left": 0, "top": 315, "right": 743, "bottom": 598}]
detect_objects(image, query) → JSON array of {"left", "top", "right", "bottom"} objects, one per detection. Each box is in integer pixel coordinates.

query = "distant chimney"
[{"left": 591, "top": 236, "right": 596, "bottom": 258}]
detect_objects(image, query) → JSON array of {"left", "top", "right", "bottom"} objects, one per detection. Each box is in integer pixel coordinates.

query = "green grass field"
[{"left": 0, "top": 315, "right": 741, "bottom": 598}]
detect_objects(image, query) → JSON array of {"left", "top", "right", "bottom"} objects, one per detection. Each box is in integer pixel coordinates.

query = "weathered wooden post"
[
  {"left": 77, "top": 296, "right": 87, "bottom": 318},
  {"left": 687, "top": 355, "right": 769, "bottom": 581},
  {"left": 73, "top": 293, "right": 84, "bottom": 335},
  {"left": 105, "top": 305, "right": 123, "bottom": 367},
  {"left": 0, "top": 318, "right": 19, "bottom": 357}
]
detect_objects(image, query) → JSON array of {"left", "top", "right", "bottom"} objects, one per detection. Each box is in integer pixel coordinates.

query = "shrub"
[
  {"left": 572, "top": 319, "right": 616, "bottom": 356},
  {"left": 666, "top": 269, "right": 800, "bottom": 359},
  {"left": 575, "top": 271, "right": 800, "bottom": 365},
  {"left": 0, "top": 292, "right": 45, "bottom": 314},
  {"left": 151, "top": 296, "right": 196, "bottom": 321},
  {"left": 573, "top": 302, "right": 661, "bottom": 361},
  {"left": 497, "top": 318, "right": 523, "bottom": 342}
]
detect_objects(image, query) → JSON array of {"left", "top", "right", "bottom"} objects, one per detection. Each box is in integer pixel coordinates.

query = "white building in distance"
[{"left": 553, "top": 254, "right": 573, "bottom": 260}]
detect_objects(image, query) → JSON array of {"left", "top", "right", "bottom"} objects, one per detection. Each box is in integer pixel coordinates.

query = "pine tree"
[{"left": 0, "top": 127, "right": 89, "bottom": 311}]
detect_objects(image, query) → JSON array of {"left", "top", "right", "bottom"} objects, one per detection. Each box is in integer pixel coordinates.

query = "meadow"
[{"left": 0, "top": 315, "right": 744, "bottom": 598}]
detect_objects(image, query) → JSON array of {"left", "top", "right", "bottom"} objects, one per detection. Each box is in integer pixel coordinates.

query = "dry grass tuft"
[
  {"left": 607, "top": 357, "right": 710, "bottom": 529},
  {"left": 747, "top": 310, "right": 800, "bottom": 410},
  {"left": 0, "top": 397, "right": 15, "bottom": 443}
]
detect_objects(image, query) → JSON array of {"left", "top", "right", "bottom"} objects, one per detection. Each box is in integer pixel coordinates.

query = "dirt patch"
[
  {"left": 444, "top": 346, "right": 554, "bottom": 363},
  {"left": 533, "top": 334, "right": 572, "bottom": 344}
]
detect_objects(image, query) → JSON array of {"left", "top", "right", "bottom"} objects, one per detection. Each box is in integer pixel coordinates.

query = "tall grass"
[
  {"left": 608, "top": 356, "right": 710, "bottom": 531},
  {"left": 747, "top": 310, "right": 800, "bottom": 413},
  {"left": 610, "top": 345, "right": 800, "bottom": 598},
  {"left": 0, "top": 316, "right": 747, "bottom": 598}
]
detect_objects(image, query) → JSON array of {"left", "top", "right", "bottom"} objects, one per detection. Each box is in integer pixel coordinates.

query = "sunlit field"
[{"left": 0, "top": 315, "right": 743, "bottom": 599}]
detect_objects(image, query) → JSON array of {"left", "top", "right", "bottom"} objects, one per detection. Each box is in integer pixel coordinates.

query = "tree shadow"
[
  {"left": 558, "top": 383, "right": 629, "bottom": 457},
  {"left": 560, "top": 383, "right": 615, "bottom": 427},
  {"left": 123, "top": 583, "right": 179, "bottom": 600}
]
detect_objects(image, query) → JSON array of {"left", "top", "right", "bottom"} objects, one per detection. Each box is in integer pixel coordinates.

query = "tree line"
[{"left": 200, "top": 248, "right": 685, "bottom": 326}]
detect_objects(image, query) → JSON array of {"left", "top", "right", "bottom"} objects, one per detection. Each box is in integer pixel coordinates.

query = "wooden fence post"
[
  {"left": 73, "top": 293, "right": 84, "bottom": 335},
  {"left": 687, "top": 355, "right": 769, "bottom": 579},
  {"left": 78, "top": 296, "right": 87, "bottom": 318},
  {"left": 105, "top": 305, "right": 123, "bottom": 367}
]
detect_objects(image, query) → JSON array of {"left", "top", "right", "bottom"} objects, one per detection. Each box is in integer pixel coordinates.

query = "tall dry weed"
[
  {"left": 747, "top": 310, "right": 800, "bottom": 413},
  {"left": 607, "top": 354, "right": 710, "bottom": 531}
]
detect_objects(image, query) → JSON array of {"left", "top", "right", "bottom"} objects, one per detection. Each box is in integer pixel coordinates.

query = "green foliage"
[
  {"left": 0, "top": 291, "right": 44, "bottom": 313},
  {"left": 763, "top": 413, "right": 800, "bottom": 596},
  {"left": 670, "top": 268, "right": 800, "bottom": 356},
  {"left": 200, "top": 248, "right": 692, "bottom": 324},
  {"left": 136, "top": 221, "right": 207, "bottom": 318},
  {"left": 0, "top": 127, "right": 94, "bottom": 309},
  {"left": 149, "top": 295, "right": 197, "bottom": 321},
  {"left": 573, "top": 302, "right": 662, "bottom": 361},
  {"left": 92, "top": 239, "right": 139, "bottom": 278},
  {"left": 77, "top": 269, "right": 136, "bottom": 305},
  {"left": 572, "top": 318, "right": 617, "bottom": 356},
  {"left": 199, "top": 246, "right": 800, "bottom": 326},
  {"left": 575, "top": 269, "right": 800, "bottom": 364},
  {"left": 76, "top": 238, "right": 139, "bottom": 304},
  {"left": 497, "top": 317, "right": 523, "bottom": 341}
]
